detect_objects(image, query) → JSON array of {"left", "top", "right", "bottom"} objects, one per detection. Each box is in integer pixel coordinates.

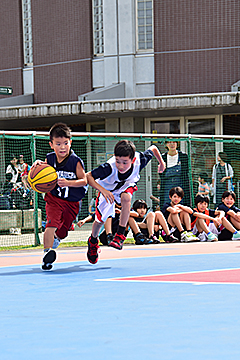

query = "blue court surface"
[{"left": 1, "top": 244, "right": 240, "bottom": 360}]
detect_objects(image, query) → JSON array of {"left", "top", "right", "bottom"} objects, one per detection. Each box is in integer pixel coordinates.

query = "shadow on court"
[{"left": 0, "top": 265, "right": 111, "bottom": 276}]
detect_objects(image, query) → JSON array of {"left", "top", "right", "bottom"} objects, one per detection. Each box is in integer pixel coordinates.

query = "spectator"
[
  {"left": 197, "top": 172, "right": 210, "bottom": 196},
  {"left": 159, "top": 140, "right": 190, "bottom": 207},
  {"left": 211, "top": 152, "right": 234, "bottom": 208},
  {"left": 88, "top": 189, "right": 98, "bottom": 214},
  {"left": 5, "top": 154, "right": 20, "bottom": 186}
]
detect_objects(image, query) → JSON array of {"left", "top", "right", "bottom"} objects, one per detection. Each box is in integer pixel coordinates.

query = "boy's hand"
[
  {"left": 31, "top": 160, "right": 46, "bottom": 168},
  {"left": 213, "top": 217, "right": 222, "bottom": 227},
  {"left": 157, "top": 161, "right": 166, "bottom": 173},
  {"left": 101, "top": 189, "right": 115, "bottom": 204},
  {"left": 77, "top": 220, "right": 85, "bottom": 228},
  {"left": 57, "top": 177, "right": 68, "bottom": 187}
]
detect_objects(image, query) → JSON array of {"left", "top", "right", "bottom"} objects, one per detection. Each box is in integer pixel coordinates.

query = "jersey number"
[{"left": 57, "top": 186, "right": 69, "bottom": 198}]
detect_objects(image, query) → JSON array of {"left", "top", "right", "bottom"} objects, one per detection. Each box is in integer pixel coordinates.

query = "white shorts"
[
  {"left": 192, "top": 222, "right": 220, "bottom": 241},
  {"left": 95, "top": 187, "right": 137, "bottom": 223}
]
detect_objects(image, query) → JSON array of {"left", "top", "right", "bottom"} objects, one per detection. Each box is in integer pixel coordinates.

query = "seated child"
[
  {"left": 128, "top": 199, "right": 178, "bottom": 244},
  {"left": 217, "top": 191, "right": 240, "bottom": 240},
  {"left": 191, "top": 194, "right": 223, "bottom": 241},
  {"left": 197, "top": 172, "right": 210, "bottom": 196},
  {"left": 162, "top": 186, "right": 199, "bottom": 242}
]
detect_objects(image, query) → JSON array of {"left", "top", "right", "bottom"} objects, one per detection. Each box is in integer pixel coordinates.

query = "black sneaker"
[
  {"left": 134, "top": 232, "right": 153, "bottom": 245},
  {"left": 165, "top": 234, "right": 179, "bottom": 243},
  {"left": 106, "top": 233, "right": 113, "bottom": 246},
  {"left": 42, "top": 249, "right": 57, "bottom": 271},
  {"left": 149, "top": 234, "right": 161, "bottom": 244},
  {"left": 87, "top": 236, "right": 100, "bottom": 264}
]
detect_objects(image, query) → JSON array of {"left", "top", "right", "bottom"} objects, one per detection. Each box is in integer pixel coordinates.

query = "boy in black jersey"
[
  {"left": 86, "top": 140, "right": 166, "bottom": 264},
  {"left": 32, "top": 123, "right": 87, "bottom": 270}
]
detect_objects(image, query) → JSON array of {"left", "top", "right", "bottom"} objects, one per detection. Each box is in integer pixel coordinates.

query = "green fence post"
[
  {"left": 31, "top": 134, "right": 40, "bottom": 246},
  {"left": 187, "top": 137, "right": 194, "bottom": 207}
]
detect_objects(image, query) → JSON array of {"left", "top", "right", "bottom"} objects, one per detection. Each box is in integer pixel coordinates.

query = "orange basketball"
[{"left": 28, "top": 164, "right": 58, "bottom": 193}]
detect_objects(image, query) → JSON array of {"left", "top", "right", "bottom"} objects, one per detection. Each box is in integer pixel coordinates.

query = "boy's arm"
[
  {"left": 57, "top": 161, "right": 87, "bottom": 188},
  {"left": 129, "top": 210, "right": 139, "bottom": 218},
  {"left": 177, "top": 204, "right": 193, "bottom": 214},
  {"left": 167, "top": 205, "right": 181, "bottom": 214},
  {"left": 77, "top": 214, "right": 93, "bottom": 228},
  {"left": 86, "top": 171, "right": 115, "bottom": 203},
  {"left": 150, "top": 194, "right": 160, "bottom": 203},
  {"left": 148, "top": 145, "right": 166, "bottom": 173}
]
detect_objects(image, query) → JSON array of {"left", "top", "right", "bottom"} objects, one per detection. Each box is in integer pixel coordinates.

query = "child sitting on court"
[
  {"left": 86, "top": 140, "right": 166, "bottom": 264},
  {"left": 162, "top": 186, "right": 199, "bottom": 242},
  {"left": 191, "top": 194, "right": 240, "bottom": 241},
  {"left": 217, "top": 191, "right": 240, "bottom": 240},
  {"left": 128, "top": 199, "right": 178, "bottom": 244},
  {"left": 197, "top": 172, "right": 210, "bottom": 196}
]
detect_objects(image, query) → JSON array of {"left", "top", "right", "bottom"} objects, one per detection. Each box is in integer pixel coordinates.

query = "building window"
[
  {"left": 22, "top": 0, "right": 33, "bottom": 65},
  {"left": 137, "top": 0, "right": 153, "bottom": 51},
  {"left": 93, "top": 0, "right": 104, "bottom": 55}
]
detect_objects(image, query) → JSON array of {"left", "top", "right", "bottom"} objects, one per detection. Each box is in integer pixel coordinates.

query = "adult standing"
[
  {"left": 211, "top": 152, "right": 234, "bottom": 207},
  {"left": 5, "top": 154, "right": 20, "bottom": 186},
  {"left": 159, "top": 140, "right": 191, "bottom": 207}
]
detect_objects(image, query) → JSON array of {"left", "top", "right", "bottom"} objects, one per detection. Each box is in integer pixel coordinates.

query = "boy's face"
[
  {"left": 136, "top": 207, "right": 147, "bottom": 217},
  {"left": 222, "top": 195, "right": 235, "bottom": 207},
  {"left": 197, "top": 201, "right": 208, "bottom": 212},
  {"left": 115, "top": 156, "right": 135, "bottom": 174},
  {"left": 170, "top": 193, "right": 182, "bottom": 205},
  {"left": 198, "top": 176, "right": 203, "bottom": 183},
  {"left": 50, "top": 136, "right": 72, "bottom": 161}
]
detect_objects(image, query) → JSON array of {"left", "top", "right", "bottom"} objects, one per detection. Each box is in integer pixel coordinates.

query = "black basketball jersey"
[{"left": 47, "top": 150, "right": 87, "bottom": 202}]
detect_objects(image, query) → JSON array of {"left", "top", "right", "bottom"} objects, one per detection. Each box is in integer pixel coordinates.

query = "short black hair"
[
  {"left": 169, "top": 186, "right": 184, "bottom": 199},
  {"left": 222, "top": 190, "right": 236, "bottom": 201},
  {"left": 132, "top": 199, "right": 148, "bottom": 211},
  {"left": 218, "top": 152, "right": 228, "bottom": 163},
  {"left": 114, "top": 140, "right": 135, "bottom": 160},
  {"left": 195, "top": 194, "right": 210, "bottom": 206},
  {"left": 49, "top": 122, "right": 71, "bottom": 141},
  {"left": 199, "top": 172, "right": 208, "bottom": 181}
]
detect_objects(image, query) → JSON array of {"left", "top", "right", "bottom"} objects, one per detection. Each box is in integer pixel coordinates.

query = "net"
[{"left": 0, "top": 132, "right": 239, "bottom": 247}]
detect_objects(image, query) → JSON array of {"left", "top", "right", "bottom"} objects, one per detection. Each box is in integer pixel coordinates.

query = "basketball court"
[{"left": 1, "top": 241, "right": 240, "bottom": 360}]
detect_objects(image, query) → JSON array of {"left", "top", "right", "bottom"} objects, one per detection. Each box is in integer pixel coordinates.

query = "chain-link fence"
[{"left": 0, "top": 132, "right": 239, "bottom": 247}]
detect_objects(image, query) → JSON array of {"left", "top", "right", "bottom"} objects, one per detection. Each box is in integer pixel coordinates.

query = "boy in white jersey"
[{"left": 86, "top": 140, "right": 166, "bottom": 264}]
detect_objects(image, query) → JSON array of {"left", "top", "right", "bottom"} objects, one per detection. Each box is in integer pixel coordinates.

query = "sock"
[
  {"left": 234, "top": 230, "right": 238, "bottom": 234},
  {"left": 180, "top": 230, "right": 184, "bottom": 234},
  {"left": 90, "top": 235, "right": 98, "bottom": 243},
  {"left": 207, "top": 232, "right": 211, "bottom": 236},
  {"left": 117, "top": 225, "right": 126, "bottom": 235},
  {"left": 44, "top": 248, "right": 50, "bottom": 253}
]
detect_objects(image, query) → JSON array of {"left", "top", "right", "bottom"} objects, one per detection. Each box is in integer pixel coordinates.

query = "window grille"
[
  {"left": 137, "top": 0, "right": 153, "bottom": 50},
  {"left": 22, "top": 0, "right": 33, "bottom": 65},
  {"left": 93, "top": 0, "right": 104, "bottom": 55}
]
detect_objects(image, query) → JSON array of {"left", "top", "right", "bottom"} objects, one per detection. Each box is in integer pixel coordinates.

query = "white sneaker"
[
  {"left": 232, "top": 231, "right": 240, "bottom": 240},
  {"left": 181, "top": 231, "right": 199, "bottom": 242},
  {"left": 198, "top": 232, "right": 207, "bottom": 242},
  {"left": 207, "top": 232, "right": 218, "bottom": 242}
]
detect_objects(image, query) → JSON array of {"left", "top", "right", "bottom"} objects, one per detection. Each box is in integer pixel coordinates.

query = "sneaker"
[
  {"left": 149, "top": 234, "right": 161, "bottom": 244},
  {"left": 165, "top": 234, "right": 179, "bottom": 243},
  {"left": 181, "top": 231, "right": 199, "bottom": 243},
  {"left": 42, "top": 249, "right": 57, "bottom": 271},
  {"left": 198, "top": 232, "right": 207, "bottom": 242},
  {"left": 52, "top": 236, "right": 61, "bottom": 249},
  {"left": 232, "top": 231, "right": 240, "bottom": 240},
  {"left": 106, "top": 233, "right": 113, "bottom": 245},
  {"left": 134, "top": 233, "right": 153, "bottom": 245},
  {"left": 87, "top": 237, "right": 100, "bottom": 264},
  {"left": 207, "top": 232, "right": 218, "bottom": 242},
  {"left": 109, "top": 233, "right": 126, "bottom": 250}
]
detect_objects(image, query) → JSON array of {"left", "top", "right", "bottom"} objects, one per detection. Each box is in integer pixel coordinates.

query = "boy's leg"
[
  {"left": 221, "top": 217, "right": 240, "bottom": 240},
  {"left": 155, "top": 211, "right": 178, "bottom": 242},
  {"left": 179, "top": 211, "right": 199, "bottom": 242},
  {"left": 228, "top": 216, "right": 240, "bottom": 231},
  {"left": 42, "top": 227, "right": 57, "bottom": 271},
  {"left": 128, "top": 217, "right": 153, "bottom": 245},
  {"left": 196, "top": 219, "right": 218, "bottom": 241},
  {"left": 87, "top": 220, "right": 103, "bottom": 264},
  {"left": 109, "top": 192, "right": 131, "bottom": 250}
]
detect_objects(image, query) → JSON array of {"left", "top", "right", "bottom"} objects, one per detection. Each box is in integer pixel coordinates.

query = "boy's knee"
[{"left": 121, "top": 192, "right": 131, "bottom": 203}]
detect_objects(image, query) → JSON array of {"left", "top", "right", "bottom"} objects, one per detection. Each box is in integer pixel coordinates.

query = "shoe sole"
[
  {"left": 109, "top": 240, "right": 123, "bottom": 250},
  {"left": 42, "top": 250, "right": 56, "bottom": 271},
  {"left": 87, "top": 253, "right": 98, "bottom": 264}
]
